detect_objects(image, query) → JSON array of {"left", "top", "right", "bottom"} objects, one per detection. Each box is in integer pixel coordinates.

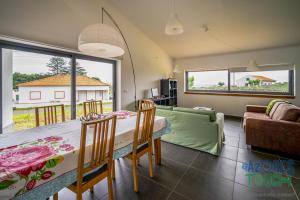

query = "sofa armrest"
[
  {"left": 246, "top": 105, "right": 267, "bottom": 113},
  {"left": 246, "top": 118, "right": 300, "bottom": 134}
]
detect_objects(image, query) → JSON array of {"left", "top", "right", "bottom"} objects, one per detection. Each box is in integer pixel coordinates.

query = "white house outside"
[
  {"left": 16, "top": 75, "right": 110, "bottom": 108},
  {"left": 235, "top": 75, "right": 276, "bottom": 87}
]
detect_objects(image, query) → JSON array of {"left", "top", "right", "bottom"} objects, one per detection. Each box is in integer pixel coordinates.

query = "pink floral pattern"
[
  {"left": 0, "top": 136, "right": 74, "bottom": 196},
  {"left": 111, "top": 110, "right": 136, "bottom": 119},
  {"left": 0, "top": 146, "right": 55, "bottom": 174},
  {"left": 44, "top": 136, "right": 63, "bottom": 142}
]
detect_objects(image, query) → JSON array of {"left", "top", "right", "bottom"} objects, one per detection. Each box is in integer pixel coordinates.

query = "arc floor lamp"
[{"left": 78, "top": 7, "right": 137, "bottom": 109}]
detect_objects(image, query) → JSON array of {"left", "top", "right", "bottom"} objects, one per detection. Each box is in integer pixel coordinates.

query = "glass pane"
[
  {"left": 75, "top": 59, "right": 113, "bottom": 118},
  {"left": 187, "top": 70, "right": 228, "bottom": 91},
  {"left": 230, "top": 70, "right": 290, "bottom": 93},
  {"left": 2, "top": 49, "right": 71, "bottom": 133}
]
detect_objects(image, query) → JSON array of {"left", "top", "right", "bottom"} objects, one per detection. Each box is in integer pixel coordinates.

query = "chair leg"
[
  {"left": 112, "top": 160, "right": 116, "bottom": 179},
  {"left": 154, "top": 138, "right": 161, "bottom": 165},
  {"left": 132, "top": 158, "right": 139, "bottom": 192},
  {"left": 148, "top": 147, "right": 153, "bottom": 178},
  {"left": 53, "top": 193, "right": 58, "bottom": 200},
  {"left": 107, "top": 172, "right": 114, "bottom": 200},
  {"left": 90, "top": 186, "right": 94, "bottom": 193},
  {"left": 76, "top": 193, "right": 82, "bottom": 200}
]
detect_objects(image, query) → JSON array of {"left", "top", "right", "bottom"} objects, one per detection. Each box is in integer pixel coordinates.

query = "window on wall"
[
  {"left": 54, "top": 91, "right": 65, "bottom": 99},
  {"left": 186, "top": 70, "right": 229, "bottom": 91},
  {"left": 230, "top": 70, "right": 292, "bottom": 94},
  {"left": 186, "top": 68, "right": 294, "bottom": 96},
  {"left": 30, "top": 91, "right": 41, "bottom": 100}
]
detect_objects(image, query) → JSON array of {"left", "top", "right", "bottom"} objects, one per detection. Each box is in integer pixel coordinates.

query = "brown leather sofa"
[{"left": 243, "top": 103, "right": 300, "bottom": 156}]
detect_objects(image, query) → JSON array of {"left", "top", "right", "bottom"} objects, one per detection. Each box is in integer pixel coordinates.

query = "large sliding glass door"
[
  {"left": 0, "top": 40, "right": 117, "bottom": 134},
  {"left": 75, "top": 58, "right": 115, "bottom": 118},
  {"left": 2, "top": 49, "right": 72, "bottom": 133}
]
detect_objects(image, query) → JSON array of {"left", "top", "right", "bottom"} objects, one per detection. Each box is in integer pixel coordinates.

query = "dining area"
[{"left": 0, "top": 100, "right": 170, "bottom": 200}]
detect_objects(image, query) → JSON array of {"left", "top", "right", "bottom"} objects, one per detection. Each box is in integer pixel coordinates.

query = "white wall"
[
  {"left": 18, "top": 86, "right": 71, "bottom": 104},
  {"left": 175, "top": 45, "right": 300, "bottom": 117},
  {"left": 0, "top": 0, "right": 173, "bottom": 111},
  {"left": 2, "top": 49, "right": 13, "bottom": 128},
  {"left": 18, "top": 85, "right": 109, "bottom": 104}
]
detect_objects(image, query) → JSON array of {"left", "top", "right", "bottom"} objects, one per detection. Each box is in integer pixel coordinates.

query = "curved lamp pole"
[{"left": 102, "top": 8, "right": 137, "bottom": 110}]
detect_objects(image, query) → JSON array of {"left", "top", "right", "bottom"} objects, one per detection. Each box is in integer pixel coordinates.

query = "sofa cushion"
[
  {"left": 155, "top": 105, "right": 173, "bottom": 110},
  {"left": 269, "top": 102, "right": 288, "bottom": 119},
  {"left": 266, "top": 99, "right": 289, "bottom": 115},
  {"left": 173, "top": 107, "right": 216, "bottom": 121},
  {"left": 243, "top": 112, "right": 270, "bottom": 127},
  {"left": 244, "top": 112, "right": 270, "bottom": 120},
  {"left": 272, "top": 104, "right": 300, "bottom": 121}
]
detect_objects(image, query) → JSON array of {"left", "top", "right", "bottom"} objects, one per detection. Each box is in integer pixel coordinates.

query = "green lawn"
[
  {"left": 13, "top": 103, "right": 112, "bottom": 131},
  {"left": 190, "top": 83, "right": 289, "bottom": 93}
]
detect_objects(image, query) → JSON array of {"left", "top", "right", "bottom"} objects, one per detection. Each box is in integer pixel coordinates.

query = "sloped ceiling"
[{"left": 110, "top": 0, "right": 300, "bottom": 58}]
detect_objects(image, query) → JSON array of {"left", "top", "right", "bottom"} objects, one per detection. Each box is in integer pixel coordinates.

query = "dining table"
[{"left": 0, "top": 111, "right": 170, "bottom": 200}]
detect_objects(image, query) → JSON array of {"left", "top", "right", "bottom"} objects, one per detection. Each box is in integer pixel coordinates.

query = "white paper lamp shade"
[
  {"left": 78, "top": 23, "right": 125, "bottom": 58},
  {"left": 165, "top": 13, "right": 184, "bottom": 35}
]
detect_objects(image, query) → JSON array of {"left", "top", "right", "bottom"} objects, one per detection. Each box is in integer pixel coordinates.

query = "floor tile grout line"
[
  {"left": 165, "top": 153, "right": 200, "bottom": 200},
  {"left": 291, "top": 183, "right": 300, "bottom": 200},
  {"left": 278, "top": 155, "right": 300, "bottom": 200},
  {"left": 171, "top": 191, "right": 193, "bottom": 200},
  {"left": 231, "top": 146, "right": 240, "bottom": 200},
  {"left": 234, "top": 156, "right": 298, "bottom": 199},
  {"left": 116, "top": 158, "right": 173, "bottom": 192}
]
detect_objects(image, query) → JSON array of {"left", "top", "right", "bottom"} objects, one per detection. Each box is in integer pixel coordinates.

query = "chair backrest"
[
  {"left": 35, "top": 104, "right": 65, "bottom": 127},
  {"left": 77, "top": 115, "right": 117, "bottom": 185},
  {"left": 83, "top": 100, "right": 103, "bottom": 116},
  {"left": 139, "top": 99, "right": 154, "bottom": 110},
  {"left": 132, "top": 107, "right": 156, "bottom": 153}
]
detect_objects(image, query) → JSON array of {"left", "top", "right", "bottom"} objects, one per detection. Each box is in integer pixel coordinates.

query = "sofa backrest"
[
  {"left": 155, "top": 105, "right": 173, "bottom": 110},
  {"left": 271, "top": 103, "right": 300, "bottom": 122},
  {"left": 173, "top": 107, "right": 216, "bottom": 121}
]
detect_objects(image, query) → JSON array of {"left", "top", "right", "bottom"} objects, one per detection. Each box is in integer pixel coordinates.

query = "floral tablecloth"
[{"left": 0, "top": 114, "right": 168, "bottom": 200}]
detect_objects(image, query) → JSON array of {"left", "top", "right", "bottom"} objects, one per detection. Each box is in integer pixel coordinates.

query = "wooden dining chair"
[
  {"left": 35, "top": 104, "right": 65, "bottom": 127},
  {"left": 35, "top": 104, "right": 65, "bottom": 200},
  {"left": 83, "top": 100, "right": 103, "bottom": 116},
  {"left": 127, "top": 107, "right": 156, "bottom": 192},
  {"left": 66, "top": 115, "right": 117, "bottom": 200},
  {"left": 138, "top": 99, "right": 154, "bottom": 110}
]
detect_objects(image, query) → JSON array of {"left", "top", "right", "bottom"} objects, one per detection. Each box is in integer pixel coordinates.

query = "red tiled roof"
[
  {"left": 17, "top": 75, "right": 110, "bottom": 87},
  {"left": 253, "top": 75, "right": 275, "bottom": 82}
]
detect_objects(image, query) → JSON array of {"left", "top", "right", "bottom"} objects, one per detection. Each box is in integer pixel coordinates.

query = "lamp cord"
[{"left": 102, "top": 7, "right": 138, "bottom": 110}]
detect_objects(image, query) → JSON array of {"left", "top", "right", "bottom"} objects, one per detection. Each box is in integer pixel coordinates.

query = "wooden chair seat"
[{"left": 71, "top": 164, "right": 108, "bottom": 186}]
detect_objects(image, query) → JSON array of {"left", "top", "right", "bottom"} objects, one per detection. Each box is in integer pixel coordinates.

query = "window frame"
[
  {"left": 185, "top": 69, "right": 295, "bottom": 97},
  {"left": 54, "top": 91, "right": 65, "bottom": 99},
  {"left": 29, "top": 91, "right": 41, "bottom": 100},
  {"left": 0, "top": 39, "right": 117, "bottom": 134},
  {"left": 185, "top": 69, "right": 230, "bottom": 93}
]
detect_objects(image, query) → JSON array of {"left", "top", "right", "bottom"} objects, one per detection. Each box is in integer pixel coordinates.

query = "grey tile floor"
[{"left": 53, "top": 117, "right": 300, "bottom": 200}]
